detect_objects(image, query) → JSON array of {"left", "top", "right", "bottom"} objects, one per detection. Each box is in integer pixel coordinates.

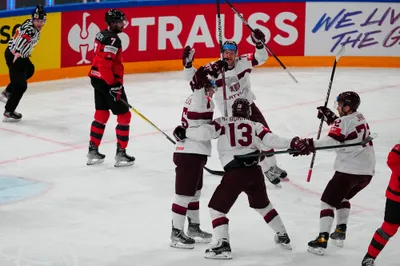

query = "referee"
[{"left": 1, "top": 4, "right": 46, "bottom": 122}]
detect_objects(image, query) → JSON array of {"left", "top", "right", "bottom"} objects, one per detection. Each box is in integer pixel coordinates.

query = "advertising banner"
[
  {"left": 0, "top": 13, "right": 61, "bottom": 75},
  {"left": 305, "top": 2, "right": 400, "bottom": 56},
  {"left": 61, "top": 3, "right": 305, "bottom": 68}
]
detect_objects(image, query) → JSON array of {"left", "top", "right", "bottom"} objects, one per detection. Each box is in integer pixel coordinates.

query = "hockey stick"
[
  {"left": 119, "top": 98, "right": 225, "bottom": 176},
  {"left": 224, "top": 0, "right": 298, "bottom": 83},
  {"left": 306, "top": 45, "right": 346, "bottom": 182},
  {"left": 234, "top": 134, "right": 376, "bottom": 159},
  {"left": 216, "top": 0, "right": 229, "bottom": 117}
]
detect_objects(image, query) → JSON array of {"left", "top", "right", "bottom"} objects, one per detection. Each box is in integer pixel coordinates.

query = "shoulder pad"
[
  {"left": 239, "top": 53, "right": 253, "bottom": 61},
  {"left": 97, "top": 31, "right": 122, "bottom": 47},
  {"left": 393, "top": 144, "right": 400, "bottom": 152}
]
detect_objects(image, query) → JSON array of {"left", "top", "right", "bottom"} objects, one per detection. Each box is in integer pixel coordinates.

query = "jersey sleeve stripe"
[
  {"left": 391, "top": 149, "right": 400, "bottom": 156},
  {"left": 187, "top": 111, "right": 213, "bottom": 120},
  {"left": 343, "top": 131, "right": 358, "bottom": 141},
  {"left": 257, "top": 128, "right": 270, "bottom": 140}
]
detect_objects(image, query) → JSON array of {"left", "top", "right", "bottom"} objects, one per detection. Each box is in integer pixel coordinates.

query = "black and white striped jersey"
[{"left": 8, "top": 19, "right": 40, "bottom": 58}]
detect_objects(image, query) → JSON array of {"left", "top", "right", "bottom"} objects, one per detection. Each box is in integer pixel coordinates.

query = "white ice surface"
[{"left": 0, "top": 67, "right": 399, "bottom": 266}]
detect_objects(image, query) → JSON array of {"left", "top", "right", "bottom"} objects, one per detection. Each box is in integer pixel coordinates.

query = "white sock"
[
  {"left": 187, "top": 190, "right": 201, "bottom": 224},
  {"left": 336, "top": 199, "right": 351, "bottom": 225},
  {"left": 171, "top": 194, "right": 192, "bottom": 231},
  {"left": 209, "top": 208, "right": 229, "bottom": 240},
  {"left": 260, "top": 155, "right": 277, "bottom": 172},
  {"left": 255, "top": 203, "right": 286, "bottom": 233},
  {"left": 320, "top": 201, "right": 335, "bottom": 234}
]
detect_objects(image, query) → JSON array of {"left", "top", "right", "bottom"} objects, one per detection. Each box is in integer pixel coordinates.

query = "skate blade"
[
  {"left": 114, "top": 161, "right": 135, "bottom": 167},
  {"left": 278, "top": 242, "right": 292, "bottom": 250},
  {"left": 86, "top": 158, "right": 105, "bottom": 165},
  {"left": 204, "top": 251, "right": 232, "bottom": 260},
  {"left": 190, "top": 236, "right": 212, "bottom": 244},
  {"left": 170, "top": 241, "right": 194, "bottom": 249},
  {"left": 307, "top": 246, "right": 325, "bottom": 256},
  {"left": 331, "top": 239, "right": 344, "bottom": 248},
  {"left": 267, "top": 181, "right": 282, "bottom": 188},
  {"left": 0, "top": 96, "right": 7, "bottom": 104},
  {"left": 265, "top": 177, "right": 281, "bottom": 186},
  {"left": 2, "top": 117, "right": 21, "bottom": 122}
]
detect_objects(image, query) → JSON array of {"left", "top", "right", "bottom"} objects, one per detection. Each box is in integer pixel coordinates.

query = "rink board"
[{"left": 0, "top": 0, "right": 399, "bottom": 85}]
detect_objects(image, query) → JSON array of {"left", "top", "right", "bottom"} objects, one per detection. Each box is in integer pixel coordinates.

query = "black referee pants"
[{"left": 4, "top": 48, "right": 35, "bottom": 113}]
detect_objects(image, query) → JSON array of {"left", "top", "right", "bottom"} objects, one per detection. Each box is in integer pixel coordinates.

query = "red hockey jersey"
[
  {"left": 88, "top": 29, "right": 124, "bottom": 86},
  {"left": 386, "top": 143, "right": 400, "bottom": 202}
]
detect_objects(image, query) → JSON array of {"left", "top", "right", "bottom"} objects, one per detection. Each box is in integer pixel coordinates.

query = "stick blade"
[
  {"left": 335, "top": 45, "right": 346, "bottom": 62},
  {"left": 362, "top": 133, "right": 378, "bottom": 145}
]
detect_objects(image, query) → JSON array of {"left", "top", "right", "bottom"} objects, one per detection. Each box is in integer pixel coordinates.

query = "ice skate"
[
  {"left": 330, "top": 224, "right": 346, "bottom": 247},
  {"left": 307, "top": 233, "right": 328, "bottom": 255},
  {"left": 0, "top": 90, "right": 10, "bottom": 104},
  {"left": 362, "top": 255, "right": 376, "bottom": 266},
  {"left": 187, "top": 218, "right": 212, "bottom": 243},
  {"left": 170, "top": 227, "right": 195, "bottom": 249},
  {"left": 264, "top": 166, "right": 282, "bottom": 187},
  {"left": 114, "top": 144, "right": 135, "bottom": 167},
  {"left": 86, "top": 141, "right": 105, "bottom": 165},
  {"left": 274, "top": 165, "right": 288, "bottom": 179},
  {"left": 204, "top": 238, "right": 232, "bottom": 260},
  {"left": 3, "top": 111, "right": 22, "bottom": 122},
  {"left": 274, "top": 231, "right": 292, "bottom": 250}
]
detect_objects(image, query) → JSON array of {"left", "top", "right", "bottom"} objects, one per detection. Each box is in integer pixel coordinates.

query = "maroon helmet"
[
  {"left": 232, "top": 98, "right": 251, "bottom": 118},
  {"left": 336, "top": 91, "right": 360, "bottom": 111}
]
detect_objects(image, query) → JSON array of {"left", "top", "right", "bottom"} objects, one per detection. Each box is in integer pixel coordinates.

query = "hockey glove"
[
  {"left": 317, "top": 106, "right": 338, "bottom": 125},
  {"left": 290, "top": 137, "right": 313, "bottom": 156},
  {"left": 109, "top": 83, "right": 123, "bottom": 102},
  {"left": 190, "top": 66, "right": 211, "bottom": 91},
  {"left": 251, "top": 29, "right": 266, "bottom": 49},
  {"left": 205, "top": 59, "right": 228, "bottom": 78},
  {"left": 182, "top": 46, "right": 195, "bottom": 68},
  {"left": 173, "top": 125, "right": 187, "bottom": 141}
]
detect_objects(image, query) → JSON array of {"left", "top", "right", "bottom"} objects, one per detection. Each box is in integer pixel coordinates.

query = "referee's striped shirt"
[{"left": 8, "top": 19, "right": 40, "bottom": 58}]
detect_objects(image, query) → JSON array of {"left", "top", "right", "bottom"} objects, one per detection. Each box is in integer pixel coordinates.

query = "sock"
[
  {"left": 90, "top": 110, "right": 110, "bottom": 146},
  {"left": 255, "top": 202, "right": 286, "bottom": 233},
  {"left": 187, "top": 190, "right": 201, "bottom": 224},
  {"left": 210, "top": 208, "right": 229, "bottom": 240},
  {"left": 116, "top": 111, "right": 131, "bottom": 149},
  {"left": 367, "top": 221, "right": 399, "bottom": 259},
  {"left": 171, "top": 194, "right": 192, "bottom": 231},
  {"left": 336, "top": 199, "right": 351, "bottom": 226},
  {"left": 320, "top": 201, "right": 335, "bottom": 235}
]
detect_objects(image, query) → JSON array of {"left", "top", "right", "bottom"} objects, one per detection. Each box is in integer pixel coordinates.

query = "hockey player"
[
  {"left": 86, "top": 9, "right": 135, "bottom": 167},
  {"left": 361, "top": 142, "right": 400, "bottom": 266},
  {"left": 1, "top": 4, "right": 46, "bottom": 122},
  {"left": 173, "top": 98, "right": 313, "bottom": 259},
  {"left": 303, "top": 91, "right": 376, "bottom": 255},
  {"left": 170, "top": 61, "right": 225, "bottom": 249},
  {"left": 182, "top": 29, "right": 287, "bottom": 186}
]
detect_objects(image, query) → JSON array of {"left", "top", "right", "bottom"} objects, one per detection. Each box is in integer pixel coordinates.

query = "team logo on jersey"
[
  {"left": 229, "top": 82, "right": 240, "bottom": 92},
  {"left": 226, "top": 76, "right": 240, "bottom": 92},
  {"left": 67, "top": 12, "right": 130, "bottom": 65}
]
